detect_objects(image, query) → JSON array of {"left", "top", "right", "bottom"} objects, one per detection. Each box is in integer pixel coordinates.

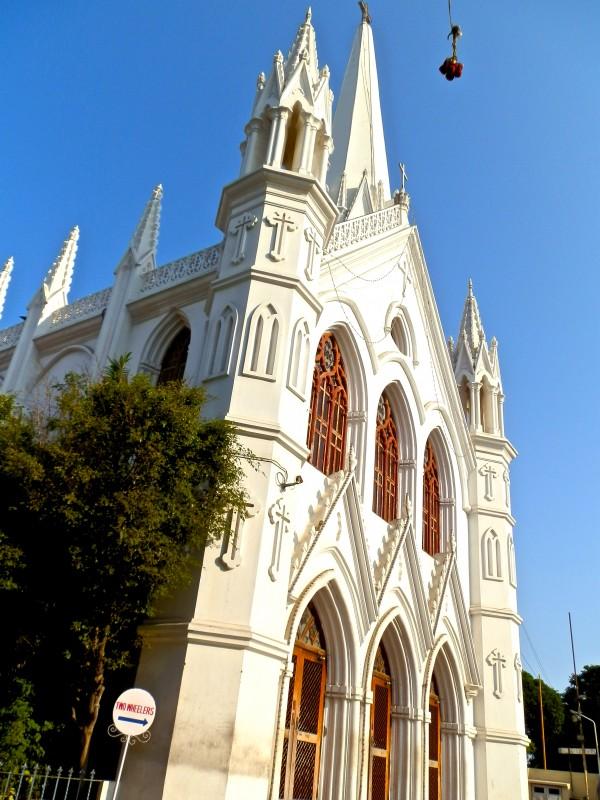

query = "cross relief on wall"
[
  {"left": 265, "top": 211, "right": 298, "bottom": 262},
  {"left": 268, "top": 497, "right": 291, "bottom": 581},
  {"left": 230, "top": 213, "right": 258, "bottom": 265},
  {"left": 304, "top": 226, "right": 321, "bottom": 280},
  {"left": 479, "top": 463, "right": 498, "bottom": 501},
  {"left": 486, "top": 648, "right": 507, "bottom": 698}
]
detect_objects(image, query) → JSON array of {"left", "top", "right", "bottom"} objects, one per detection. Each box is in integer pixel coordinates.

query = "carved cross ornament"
[
  {"left": 268, "top": 498, "right": 291, "bottom": 581},
  {"left": 486, "top": 649, "right": 507, "bottom": 699},
  {"left": 230, "top": 213, "right": 258, "bottom": 265},
  {"left": 514, "top": 653, "right": 523, "bottom": 703},
  {"left": 265, "top": 212, "right": 298, "bottom": 262},
  {"left": 479, "top": 463, "right": 498, "bottom": 501},
  {"left": 304, "top": 226, "right": 321, "bottom": 280}
]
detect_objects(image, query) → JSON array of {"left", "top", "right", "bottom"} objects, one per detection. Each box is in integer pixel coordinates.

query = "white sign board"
[{"left": 112, "top": 688, "right": 156, "bottom": 737}]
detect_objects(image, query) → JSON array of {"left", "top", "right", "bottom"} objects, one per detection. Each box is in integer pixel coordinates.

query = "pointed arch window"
[
  {"left": 423, "top": 439, "right": 440, "bottom": 556},
  {"left": 370, "top": 642, "right": 391, "bottom": 800},
  {"left": 482, "top": 529, "right": 503, "bottom": 580},
  {"left": 243, "top": 303, "right": 280, "bottom": 380},
  {"left": 307, "top": 332, "right": 348, "bottom": 475},
  {"left": 279, "top": 603, "right": 327, "bottom": 800},
  {"left": 373, "top": 393, "right": 399, "bottom": 522},
  {"left": 429, "top": 678, "right": 442, "bottom": 800},
  {"left": 157, "top": 327, "right": 190, "bottom": 384}
]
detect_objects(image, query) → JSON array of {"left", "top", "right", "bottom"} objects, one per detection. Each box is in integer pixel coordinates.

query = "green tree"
[
  {"left": 561, "top": 665, "right": 600, "bottom": 774},
  {"left": 523, "top": 671, "right": 565, "bottom": 768},
  {"left": 0, "top": 359, "right": 248, "bottom": 768}
]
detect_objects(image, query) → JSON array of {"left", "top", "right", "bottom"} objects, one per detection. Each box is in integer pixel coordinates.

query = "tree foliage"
[
  {"left": 523, "top": 671, "right": 565, "bottom": 768},
  {"left": 0, "top": 360, "right": 248, "bottom": 768}
]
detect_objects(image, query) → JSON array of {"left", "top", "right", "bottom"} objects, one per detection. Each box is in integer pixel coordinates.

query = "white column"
[
  {"left": 241, "top": 118, "right": 264, "bottom": 176},
  {"left": 298, "top": 112, "right": 320, "bottom": 176},
  {"left": 317, "top": 135, "right": 333, "bottom": 185},
  {"left": 471, "top": 382, "right": 482, "bottom": 432},
  {"left": 498, "top": 392, "right": 505, "bottom": 437},
  {"left": 266, "top": 108, "right": 289, "bottom": 169}
]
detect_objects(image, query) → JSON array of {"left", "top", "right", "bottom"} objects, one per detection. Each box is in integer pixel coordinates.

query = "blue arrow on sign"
[{"left": 117, "top": 715, "right": 148, "bottom": 727}]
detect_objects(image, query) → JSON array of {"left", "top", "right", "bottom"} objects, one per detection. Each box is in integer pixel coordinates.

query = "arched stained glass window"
[
  {"left": 307, "top": 332, "right": 348, "bottom": 475},
  {"left": 157, "top": 327, "right": 191, "bottom": 385},
  {"left": 422, "top": 439, "right": 440, "bottom": 555},
  {"left": 373, "top": 393, "right": 399, "bottom": 522}
]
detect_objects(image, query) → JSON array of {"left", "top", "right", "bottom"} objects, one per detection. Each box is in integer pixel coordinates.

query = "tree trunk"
[{"left": 77, "top": 628, "right": 109, "bottom": 770}]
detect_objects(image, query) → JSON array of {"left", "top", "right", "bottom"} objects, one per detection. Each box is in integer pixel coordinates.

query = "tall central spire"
[{"left": 328, "top": 7, "right": 390, "bottom": 216}]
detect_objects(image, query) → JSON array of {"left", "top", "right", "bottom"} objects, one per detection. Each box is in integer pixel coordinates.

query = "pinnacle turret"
[
  {"left": 453, "top": 279, "right": 504, "bottom": 436},
  {"left": 239, "top": 10, "right": 333, "bottom": 182},
  {"left": 35, "top": 226, "right": 79, "bottom": 320},
  {"left": 0, "top": 257, "right": 14, "bottom": 320},
  {"left": 130, "top": 184, "right": 163, "bottom": 263}
]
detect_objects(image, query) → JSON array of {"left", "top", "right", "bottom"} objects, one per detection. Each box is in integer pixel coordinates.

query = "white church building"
[{"left": 0, "top": 6, "right": 529, "bottom": 799}]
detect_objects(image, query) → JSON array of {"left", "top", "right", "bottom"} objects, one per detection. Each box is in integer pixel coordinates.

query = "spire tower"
[{"left": 327, "top": 6, "right": 390, "bottom": 217}]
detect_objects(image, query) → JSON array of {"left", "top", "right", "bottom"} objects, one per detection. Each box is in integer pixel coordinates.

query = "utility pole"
[
  {"left": 538, "top": 675, "right": 547, "bottom": 769},
  {"left": 569, "top": 612, "right": 589, "bottom": 800}
]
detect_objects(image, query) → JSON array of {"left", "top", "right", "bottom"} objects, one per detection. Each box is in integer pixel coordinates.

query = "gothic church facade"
[{"left": 0, "top": 8, "right": 528, "bottom": 800}]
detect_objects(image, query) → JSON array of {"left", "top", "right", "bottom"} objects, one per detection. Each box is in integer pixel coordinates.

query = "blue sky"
[{"left": 2, "top": 1, "right": 598, "bottom": 692}]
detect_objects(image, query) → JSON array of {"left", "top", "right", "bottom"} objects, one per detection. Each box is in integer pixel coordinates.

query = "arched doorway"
[
  {"left": 428, "top": 677, "right": 442, "bottom": 800},
  {"left": 279, "top": 604, "right": 327, "bottom": 800},
  {"left": 369, "top": 642, "right": 392, "bottom": 800}
]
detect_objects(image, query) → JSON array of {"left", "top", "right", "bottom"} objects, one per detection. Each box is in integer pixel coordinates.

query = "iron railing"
[{"left": 0, "top": 764, "right": 113, "bottom": 800}]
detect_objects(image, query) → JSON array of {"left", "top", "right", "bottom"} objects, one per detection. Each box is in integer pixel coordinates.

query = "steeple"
[
  {"left": 328, "top": 5, "right": 391, "bottom": 217},
  {"left": 39, "top": 226, "right": 79, "bottom": 320},
  {"left": 239, "top": 9, "right": 333, "bottom": 183},
  {"left": 452, "top": 279, "right": 504, "bottom": 436},
  {"left": 0, "top": 257, "right": 14, "bottom": 320},
  {"left": 129, "top": 184, "right": 163, "bottom": 268}
]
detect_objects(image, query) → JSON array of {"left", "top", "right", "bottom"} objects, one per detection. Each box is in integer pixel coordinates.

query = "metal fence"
[{"left": 0, "top": 764, "right": 113, "bottom": 800}]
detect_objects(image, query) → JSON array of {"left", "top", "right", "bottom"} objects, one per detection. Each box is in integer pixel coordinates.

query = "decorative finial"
[
  {"left": 468, "top": 277, "right": 473, "bottom": 296},
  {"left": 153, "top": 184, "right": 163, "bottom": 199},
  {"left": 274, "top": 50, "right": 284, "bottom": 64},
  {"left": 358, "top": 1, "right": 371, "bottom": 24},
  {"left": 257, "top": 71, "right": 265, "bottom": 90},
  {"left": 305, "top": 7, "right": 312, "bottom": 23}
]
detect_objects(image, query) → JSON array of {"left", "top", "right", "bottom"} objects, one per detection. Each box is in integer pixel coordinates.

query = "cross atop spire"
[
  {"left": 0, "top": 257, "right": 14, "bottom": 321},
  {"left": 328, "top": 10, "right": 390, "bottom": 216}
]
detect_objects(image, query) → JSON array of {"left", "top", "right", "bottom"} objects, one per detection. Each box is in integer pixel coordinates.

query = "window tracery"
[
  {"left": 307, "top": 332, "right": 348, "bottom": 475},
  {"left": 482, "top": 529, "right": 503, "bottom": 580},
  {"left": 423, "top": 439, "right": 440, "bottom": 555},
  {"left": 373, "top": 393, "right": 399, "bottom": 522},
  {"left": 243, "top": 303, "right": 280, "bottom": 379}
]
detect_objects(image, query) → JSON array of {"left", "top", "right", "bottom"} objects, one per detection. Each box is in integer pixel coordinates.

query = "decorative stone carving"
[
  {"left": 479, "top": 463, "right": 498, "bottom": 501},
  {"left": 268, "top": 498, "right": 290, "bottom": 581},
  {"left": 0, "top": 322, "right": 24, "bottom": 351},
  {"left": 323, "top": 204, "right": 404, "bottom": 255},
  {"left": 514, "top": 653, "right": 523, "bottom": 703},
  {"left": 373, "top": 509, "right": 409, "bottom": 600},
  {"left": 230, "top": 213, "right": 258, "bottom": 265},
  {"left": 304, "top": 226, "right": 321, "bottom": 280},
  {"left": 503, "top": 469, "right": 511, "bottom": 508},
  {"left": 486, "top": 649, "right": 507, "bottom": 698},
  {"left": 289, "top": 470, "right": 346, "bottom": 588},
  {"left": 428, "top": 533, "right": 456, "bottom": 627},
  {"left": 141, "top": 243, "right": 223, "bottom": 293},
  {"left": 49, "top": 287, "right": 112, "bottom": 327},
  {"left": 219, "top": 500, "right": 260, "bottom": 570},
  {"left": 265, "top": 212, "right": 297, "bottom": 261}
]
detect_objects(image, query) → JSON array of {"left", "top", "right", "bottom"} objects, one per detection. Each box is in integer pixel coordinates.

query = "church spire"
[
  {"left": 285, "top": 7, "right": 319, "bottom": 84},
  {"left": 328, "top": 4, "right": 390, "bottom": 216},
  {"left": 0, "top": 257, "right": 14, "bottom": 320}
]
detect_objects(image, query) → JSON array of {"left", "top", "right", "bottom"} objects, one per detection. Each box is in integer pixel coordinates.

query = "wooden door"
[
  {"left": 369, "top": 675, "right": 391, "bottom": 800},
  {"left": 280, "top": 605, "right": 327, "bottom": 800},
  {"left": 428, "top": 687, "right": 441, "bottom": 800}
]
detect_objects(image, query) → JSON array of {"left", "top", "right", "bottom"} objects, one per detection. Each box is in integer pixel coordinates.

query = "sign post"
[{"left": 109, "top": 688, "right": 156, "bottom": 800}]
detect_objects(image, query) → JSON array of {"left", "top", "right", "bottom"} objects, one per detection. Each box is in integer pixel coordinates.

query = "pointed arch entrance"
[
  {"left": 279, "top": 604, "right": 327, "bottom": 800},
  {"left": 369, "top": 642, "right": 391, "bottom": 800}
]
